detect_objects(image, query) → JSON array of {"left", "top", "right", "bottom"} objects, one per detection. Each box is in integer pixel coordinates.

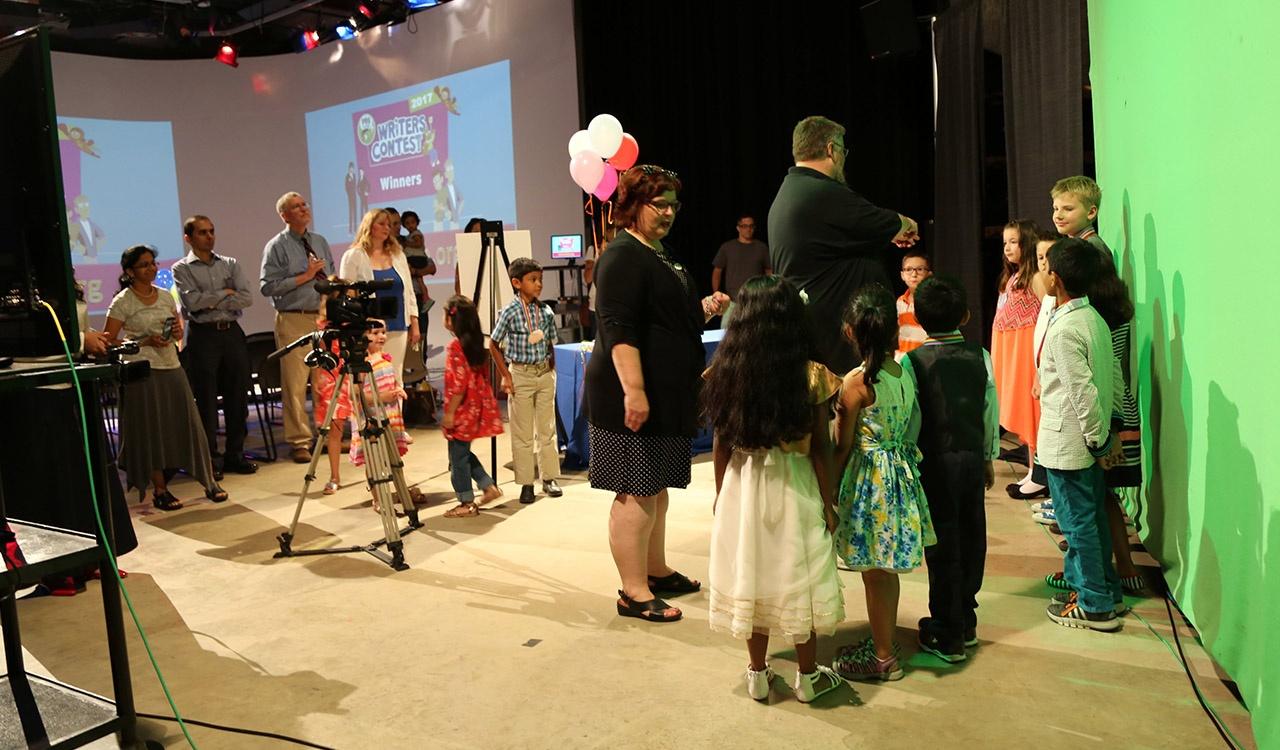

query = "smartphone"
[{"left": 162, "top": 317, "right": 176, "bottom": 340}]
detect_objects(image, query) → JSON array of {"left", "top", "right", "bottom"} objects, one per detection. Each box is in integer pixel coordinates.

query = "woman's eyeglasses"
[{"left": 648, "top": 200, "right": 682, "bottom": 214}]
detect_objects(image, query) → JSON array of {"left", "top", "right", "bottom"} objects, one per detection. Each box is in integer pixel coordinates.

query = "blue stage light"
[{"left": 336, "top": 24, "right": 357, "bottom": 40}]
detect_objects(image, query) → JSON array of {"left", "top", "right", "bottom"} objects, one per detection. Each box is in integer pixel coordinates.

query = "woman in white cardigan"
[{"left": 339, "top": 208, "right": 420, "bottom": 381}]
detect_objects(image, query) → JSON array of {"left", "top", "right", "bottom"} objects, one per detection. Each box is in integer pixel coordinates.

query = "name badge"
[{"left": 529, "top": 330, "right": 545, "bottom": 344}]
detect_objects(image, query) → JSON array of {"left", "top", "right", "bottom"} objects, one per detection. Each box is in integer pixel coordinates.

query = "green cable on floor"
[{"left": 42, "top": 301, "right": 199, "bottom": 750}]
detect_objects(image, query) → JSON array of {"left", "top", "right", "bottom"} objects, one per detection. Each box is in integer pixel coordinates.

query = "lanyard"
[{"left": 520, "top": 298, "right": 540, "bottom": 336}]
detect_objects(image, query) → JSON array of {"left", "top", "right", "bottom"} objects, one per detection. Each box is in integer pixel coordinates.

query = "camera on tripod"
[
  {"left": 307, "top": 277, "right": 400, "bottom": 372},
  {"left": 315, "top": 277, "right": 398, "bottom": 331}
]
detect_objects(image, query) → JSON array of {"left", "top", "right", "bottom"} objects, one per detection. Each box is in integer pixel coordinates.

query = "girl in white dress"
[{"left": 703, "top": 276, "right": 846, "bottom": 704}]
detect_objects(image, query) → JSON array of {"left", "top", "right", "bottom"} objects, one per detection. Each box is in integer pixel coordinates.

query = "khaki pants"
[
  {"left": 275, "top": 310, "right": 320, "bottom": 448},
  {"left": 509, "top": 362, "right": 560, "bottom": 485}
]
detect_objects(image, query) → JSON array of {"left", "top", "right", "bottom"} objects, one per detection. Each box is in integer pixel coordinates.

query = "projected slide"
[
  {"left": 56, "top": 117, "right": 184, "bottom": 313},
  {"left": 304, "top": 59, "right": 516, "bottom": 283}
]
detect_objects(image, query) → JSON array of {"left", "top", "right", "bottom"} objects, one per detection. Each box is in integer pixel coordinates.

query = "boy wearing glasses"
[
  {"left": 710, "top": 214, "right": 771, "bottom": 328},
  {"left": 896, "top": 249, "right": 931, "bottom": 359}
]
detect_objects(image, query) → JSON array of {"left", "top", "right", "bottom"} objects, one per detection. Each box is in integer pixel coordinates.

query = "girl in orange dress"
[{"left": 990, "top": 220, "right": 1042, "bottom": 490}]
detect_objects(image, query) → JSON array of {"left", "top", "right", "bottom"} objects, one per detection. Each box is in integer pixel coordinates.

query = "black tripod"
[
  {"left": 470, "top": 220, "right": 512, "bottom": 480},
  {"left": 271, "top": 329, "right": 422, "bottom": 571}
]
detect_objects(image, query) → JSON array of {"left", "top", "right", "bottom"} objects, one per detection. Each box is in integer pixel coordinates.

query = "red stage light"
[
  {"left": 358, "top": 3, "right": 375, "bottom": 18},
  {"left": 301, "top": 30, "right": 320, "bottom": 51},
  {"left": 215, "top": 41, "right": 239, "bottom": 67}
]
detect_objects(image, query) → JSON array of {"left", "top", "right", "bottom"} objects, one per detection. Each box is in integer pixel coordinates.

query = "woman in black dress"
[{"left": 586, "top": 165, "right": 728, "bottom": 622}]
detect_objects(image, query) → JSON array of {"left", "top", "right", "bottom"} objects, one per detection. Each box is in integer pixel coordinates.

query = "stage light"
[
  {"left": 406, "top": 0, "right": 440, "bottom": 9},
  {"left": 301, "top": 29, "right": 320, "bottom": 51},
  {"left": 358, "top": 3, "right": 376, "bottom": 17},
  {"left": 336, "top": 23, "right": 357, "bottom": 40},
  {"left": 215, "top": 40, "right": 238, "bottom": 67}
]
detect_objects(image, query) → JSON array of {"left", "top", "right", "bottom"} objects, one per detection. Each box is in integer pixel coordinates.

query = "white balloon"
[
  {"left": 587, "top": 114, "right": 624, "bottom": 159},
  {"left": 567, "top": 129, "right": 594, "bottom": 158}
]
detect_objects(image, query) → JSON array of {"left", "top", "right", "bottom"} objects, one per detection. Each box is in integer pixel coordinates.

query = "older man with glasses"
[
  {"left": 768, "top": 115, "right": 921, "bottom": 375},
  {"left": 710, "top": 214, "right": 772, "bottom": 328},
  {"left": 259, "top": 192, "right": 334, "bottom": 463}
]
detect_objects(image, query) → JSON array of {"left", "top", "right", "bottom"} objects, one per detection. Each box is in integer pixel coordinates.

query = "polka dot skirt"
[{"left": 588, "top": 424, "right": 692, "bottom": 497}]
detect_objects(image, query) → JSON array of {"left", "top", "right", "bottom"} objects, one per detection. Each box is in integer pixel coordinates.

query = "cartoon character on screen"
[
  {"left": 425, "top": 115, "right": 440, "bottom": 169},
  {"left": 69, "top": 194, "right": 105, "bottom": 259},
  {"left": 345, "top": 162, "right": 358, "bottom": 234},
  {"left": 442, "top": 159, "right": 463, "bottom": 229},
  {"left": 357, "top": 169, "right": 370, "bottom": 218},
  {"left": 432, "top": 169, "right": 452, "bottom": 230}
]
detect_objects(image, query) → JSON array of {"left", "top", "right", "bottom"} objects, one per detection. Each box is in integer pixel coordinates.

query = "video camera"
[{"left": 314, "top": 277, "right": 399, "bottom": 331}]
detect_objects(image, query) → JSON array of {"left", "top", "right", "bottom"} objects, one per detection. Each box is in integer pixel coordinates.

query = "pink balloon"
[
  {"left": 569, "top": 151, "right": 605, "bottom": 193},
  {"left": 592, "top": 166, "right": 618, "bottom": 201},
  {"left": 607, "top": 133, "right": 639, "bottom": 171}
]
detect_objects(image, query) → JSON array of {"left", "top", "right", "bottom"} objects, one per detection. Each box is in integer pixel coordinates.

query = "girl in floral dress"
[
  {"left": 831, "top": 284, "right": 936, "bottom": 682},
  {"left": 441, "top": 296, "right": 504, "bottom": 517},
  {"left": 349, "top": 319, "right": 410, "bottom": 467}
]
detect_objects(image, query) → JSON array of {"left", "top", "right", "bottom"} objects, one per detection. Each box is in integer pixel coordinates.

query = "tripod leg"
[
  {"left": 279, "top": 370, "right": 346, "bottom": 553},
  {"left": 352, "top": 372, "right": 405, "bottom": 559}
]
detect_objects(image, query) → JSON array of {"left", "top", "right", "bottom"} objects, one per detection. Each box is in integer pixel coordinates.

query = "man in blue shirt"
[
  {"left": 174, "top": 215, "right": 257, "bottom": 478},
  {"left": 259, "top": 192, "right": 334, "bottom": 463}
]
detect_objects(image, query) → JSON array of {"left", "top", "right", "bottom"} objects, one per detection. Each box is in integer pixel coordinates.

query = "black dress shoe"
[
  {"left": 519, "top": 485, "right": 536, "bottom": 504},
  {"left": 225, "top": 460, "right": 258, "bottom": 475},
  {"left": 213, "top": 467, "right": 225, "bottom": 482},
  {"left": 1008, "top": 478, "right": 1049, "bottom": 496},
  {"left": 542, "top": 479, "right": 563, "bottom": 497}
]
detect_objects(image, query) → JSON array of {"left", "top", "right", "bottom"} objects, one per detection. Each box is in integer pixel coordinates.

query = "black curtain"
[
  {"left": 931, "top": 0, "right": 984, "bottom": 341},
  {"left": 576, "top": 1, "right": 935, "bottom": 303},
  {"left": 1002, "top": 0, "right": 1086, "bottom": 228}
]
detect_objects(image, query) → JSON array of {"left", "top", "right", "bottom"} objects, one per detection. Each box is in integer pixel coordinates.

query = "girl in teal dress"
[{"left": 831, "top": 284, "right": 936, "bottom": 682}]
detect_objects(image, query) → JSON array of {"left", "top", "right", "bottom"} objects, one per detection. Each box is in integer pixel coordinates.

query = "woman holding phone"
[{"left": 105, "top": 245, "right": 227, "bottom": 510}]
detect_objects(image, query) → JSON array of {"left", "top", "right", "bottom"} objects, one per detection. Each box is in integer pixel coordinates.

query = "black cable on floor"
[
  {"left": 135, "top": 711, "right": 335, "bottom": 750},
  {"left": 1157, "top": 580, "right": 1240, "bottom": 749}
]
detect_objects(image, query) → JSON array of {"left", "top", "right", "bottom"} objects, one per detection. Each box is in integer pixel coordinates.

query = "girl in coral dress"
[{"left": 991, "top": 219, "right": 1043, "bottom": 492}]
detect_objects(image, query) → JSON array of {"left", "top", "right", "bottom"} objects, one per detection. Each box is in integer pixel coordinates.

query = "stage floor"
[{"left": 6, "top": 424, "right": 1255, "bottom": 749}]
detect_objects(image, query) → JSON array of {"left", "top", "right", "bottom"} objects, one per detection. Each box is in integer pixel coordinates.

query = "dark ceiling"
[{"left": 0, "top": 0, "right": 448, "bottom": 60}]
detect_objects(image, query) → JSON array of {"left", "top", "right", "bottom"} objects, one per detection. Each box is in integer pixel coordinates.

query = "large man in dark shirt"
[{"left": 769, "top": 116, "right": 919, "bottom": 374}]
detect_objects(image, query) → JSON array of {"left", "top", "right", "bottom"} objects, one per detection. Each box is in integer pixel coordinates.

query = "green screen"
[{"left": 1089, "top": 2, "right": 1279, "bottom": 746}]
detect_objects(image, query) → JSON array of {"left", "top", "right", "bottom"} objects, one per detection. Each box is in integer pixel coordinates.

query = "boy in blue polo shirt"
[{"left": 489, "top": 257, "right": 563, "bottom": 504}]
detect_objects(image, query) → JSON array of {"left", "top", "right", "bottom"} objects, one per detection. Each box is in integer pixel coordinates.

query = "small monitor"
[{"left": 550, "top": 233, "right": 583, "bottom": 260}]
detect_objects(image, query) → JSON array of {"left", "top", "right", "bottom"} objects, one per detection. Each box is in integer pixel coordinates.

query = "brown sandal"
[{"left": 443, "top": 503, "right": 478, "bottom": 518}]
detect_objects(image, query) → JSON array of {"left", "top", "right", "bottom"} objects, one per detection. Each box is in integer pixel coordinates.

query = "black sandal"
[
  {"left": 616, "top": 590, "right": 682, "bottom": 622},
  {"left": 152, "top": 491, "right": 184, "bottom": 511},
  {"left": 205, "top": 487, "right": 229, "bottom": 503},
  {"left": 648, "top": 570, "right": 701, "bottom": 596}
]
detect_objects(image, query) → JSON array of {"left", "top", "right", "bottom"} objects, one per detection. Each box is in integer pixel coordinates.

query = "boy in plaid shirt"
[{"left": 489, "top": 257, "right": 563, "bottom": 504}]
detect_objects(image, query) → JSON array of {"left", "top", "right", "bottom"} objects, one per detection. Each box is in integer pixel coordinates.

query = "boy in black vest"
[{"left": 902, "top": 275, "right": 999, "bottom": 662}]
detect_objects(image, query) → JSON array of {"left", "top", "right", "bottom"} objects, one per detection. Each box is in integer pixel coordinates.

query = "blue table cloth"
[{"left": 556, "top": 329, "right": 725, "bottom": 469}]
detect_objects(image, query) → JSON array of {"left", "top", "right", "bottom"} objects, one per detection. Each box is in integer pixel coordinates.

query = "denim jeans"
[
  {"left": 1046, "top": 464, "right": 1121, "bottom": 613},
  {"left": 448, "top": 439, "right": 494, "bottom": 503}
]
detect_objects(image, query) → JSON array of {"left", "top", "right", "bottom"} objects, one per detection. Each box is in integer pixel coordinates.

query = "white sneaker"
[
  {"left": 746, "top": 664, "right": 774, "bottom": 700},
  {"left": 1032, "top": 510, "right": 1057, "bottom": 525},
  {"left": 794, "top": 665, "right": 844, "bottom": 703},
  {"left": 1031, "top": 499, "right": 1054, "bottom": 513}
]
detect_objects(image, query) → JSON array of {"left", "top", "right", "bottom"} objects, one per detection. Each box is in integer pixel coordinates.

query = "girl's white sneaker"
[{"left": 746, "top": 664, "right": 775, "bottom": 701}]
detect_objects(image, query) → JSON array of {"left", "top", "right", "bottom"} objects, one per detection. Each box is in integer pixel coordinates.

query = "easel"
[{"left": 467, "top": 220, "right": 511, "bottom": 481}]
